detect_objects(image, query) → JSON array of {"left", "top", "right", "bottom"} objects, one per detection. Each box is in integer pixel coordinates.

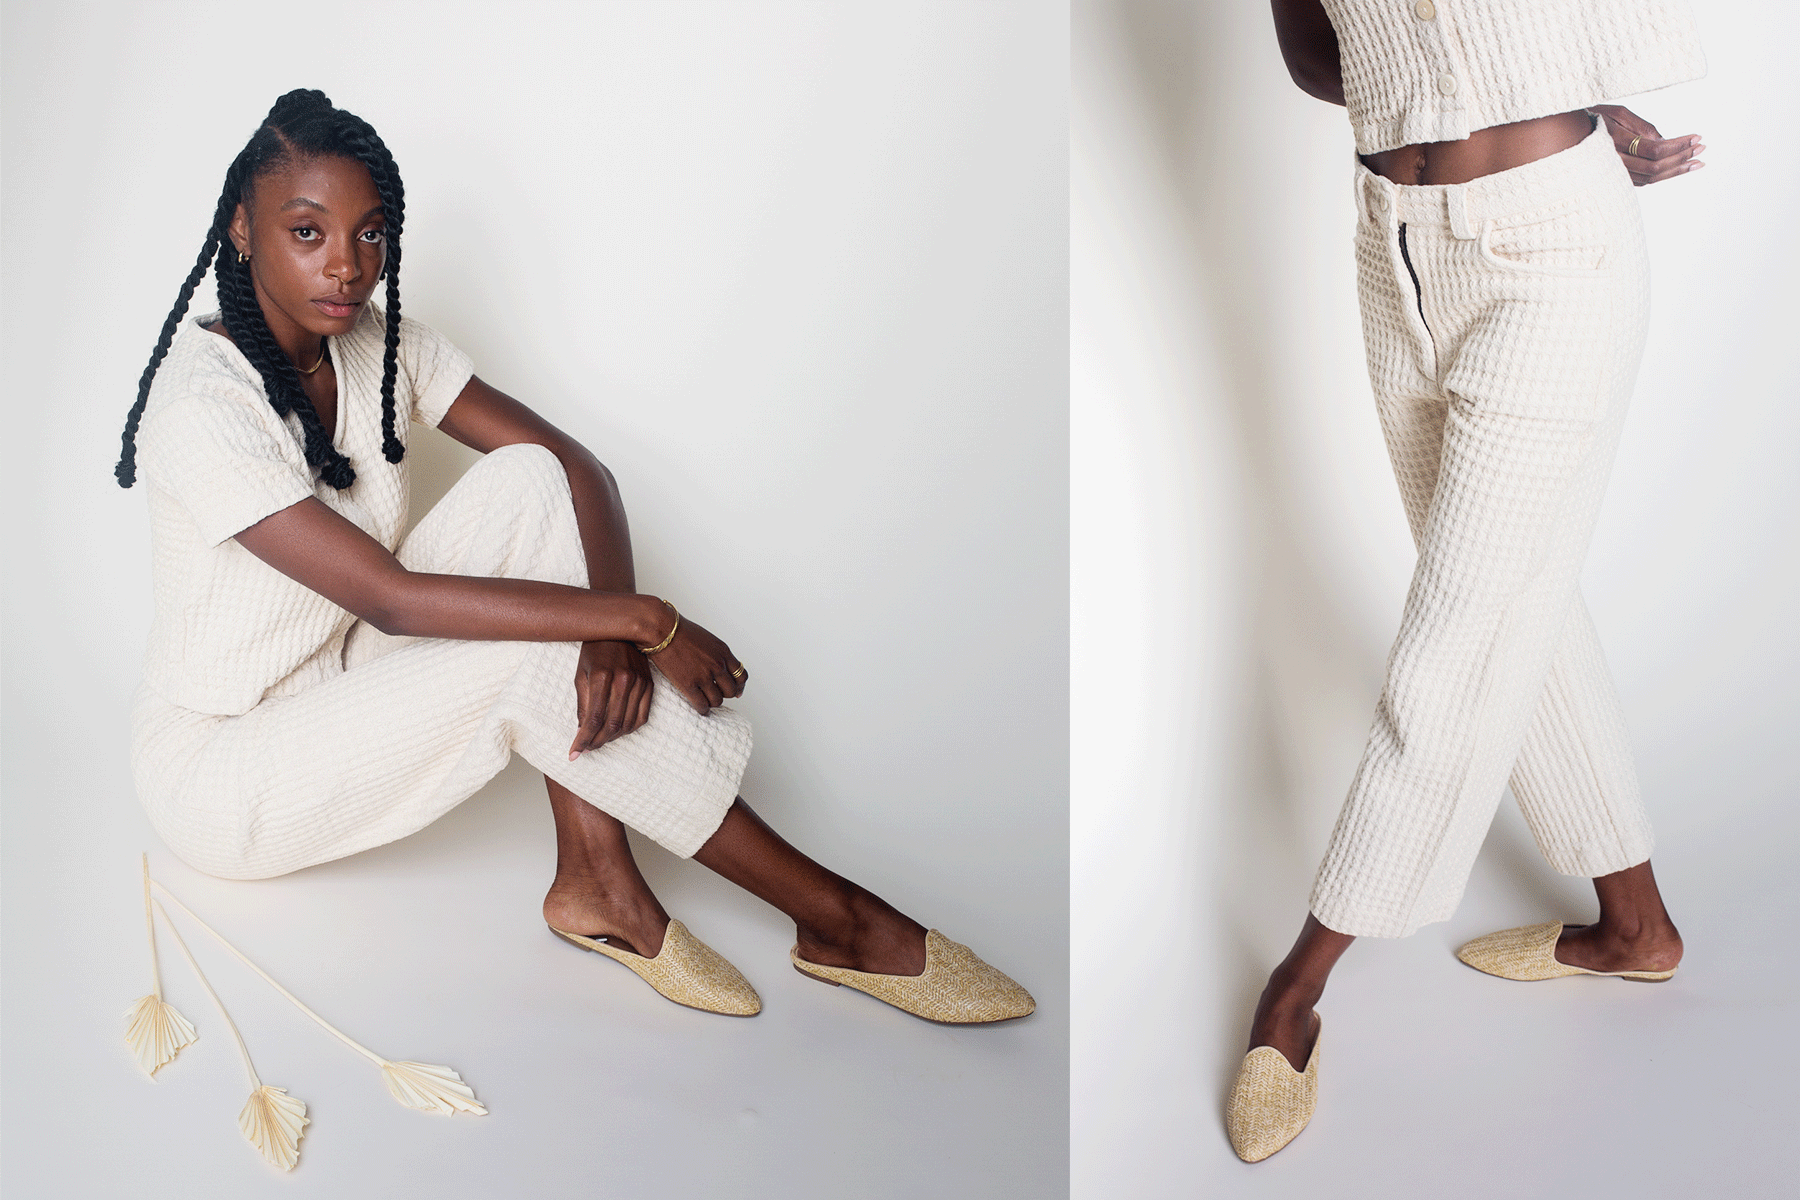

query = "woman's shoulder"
[
  {"left": 143, "top": 314, "right": 283, "bottom": 429},
  {"left": 136, "top": 314, "right": 309, "bottom": 493},
  {"left": 352, "top": 304, "right": 475, "bottom": 426}
]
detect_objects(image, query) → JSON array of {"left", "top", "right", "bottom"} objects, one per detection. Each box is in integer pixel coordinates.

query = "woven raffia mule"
[
  {"left": 550, "top": 919, "right": 762, "bottom": 1015},
  {"left": 790, "top": 930, "right": 1034, "bottom": 1024},
  {"left": 1225, "top": 1015, "right": 1320, "bottom": 1163},
  {"left": 1455, "top": 921, "right": 1677, "bottom": 982}
]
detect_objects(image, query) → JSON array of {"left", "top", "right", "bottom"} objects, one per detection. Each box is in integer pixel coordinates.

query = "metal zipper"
[{"left": 1397, "top": 222, "right": 1430, "bottom": 335}]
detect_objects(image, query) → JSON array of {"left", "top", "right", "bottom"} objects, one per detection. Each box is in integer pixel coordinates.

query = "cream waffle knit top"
[
  {"left": 1322, "top": 0, "right": 1706, "bottom": 154},
  {"left": 135, "top": 305, "right": 474, "bottom": 715}
]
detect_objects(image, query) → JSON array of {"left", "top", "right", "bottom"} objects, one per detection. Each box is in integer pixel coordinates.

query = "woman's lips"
[{"left": 313, "top": 297, "right": 360, "bottom": 318}]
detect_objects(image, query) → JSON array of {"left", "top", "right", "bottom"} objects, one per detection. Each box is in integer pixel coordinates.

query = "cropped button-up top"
[{"left": 1321, "top": 0, "right": 1706, "bottom": 154}]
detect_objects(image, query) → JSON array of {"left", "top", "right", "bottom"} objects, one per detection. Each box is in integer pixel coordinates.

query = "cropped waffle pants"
[
  {"left": 132, "top": 443, "right": 753, "bottom": 880},
  {"left": 1309, "top": 119, "right": 1656, "bottom": 939}
]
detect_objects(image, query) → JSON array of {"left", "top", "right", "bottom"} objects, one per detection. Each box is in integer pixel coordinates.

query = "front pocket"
[{"left": 1478, "top": 201, "right": 1613, "bottom": 278}]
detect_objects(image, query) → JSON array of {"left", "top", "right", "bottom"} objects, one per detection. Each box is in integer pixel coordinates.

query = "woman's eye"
[
  {"left": 360, "top": 229, "right": 386, "bottom": 243},
  {"left": 292, "top": 227, "right": 319, "bottom": 241}
]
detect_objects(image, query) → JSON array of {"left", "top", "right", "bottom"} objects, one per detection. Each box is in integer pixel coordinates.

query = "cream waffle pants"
[
  {"left": 1309, "top": 119, "right": 1656, "bottom": 938},
  {"left": 132, "top": 443, "right": 753, "bottom": 880}
]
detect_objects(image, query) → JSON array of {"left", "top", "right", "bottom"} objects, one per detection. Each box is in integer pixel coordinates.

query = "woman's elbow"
[
  {"left": 1289, "top": 62, "right": 1346, "bottom": 106},
  {"left": 361, "top": 605, "right": 408, "bottom": 638},
  {"left": 347, "top": 575, "right": 417, "bottom": 638}
]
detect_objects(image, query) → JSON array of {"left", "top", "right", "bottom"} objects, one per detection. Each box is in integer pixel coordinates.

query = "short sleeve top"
[
  {"left": 135, "top": 304, "right": 474, "bottom": 715},
  {"left": 1321, "top": 0, "right": 1706, "bottom": 154}
]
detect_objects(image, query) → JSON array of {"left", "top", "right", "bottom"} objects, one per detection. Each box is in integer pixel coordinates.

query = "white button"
[
  {"left": 1414, "top": 0, "right": 1436, "bottom": 19},
  {"left": 1436, "top": 71, "right": 1458, "bottom": 95}
]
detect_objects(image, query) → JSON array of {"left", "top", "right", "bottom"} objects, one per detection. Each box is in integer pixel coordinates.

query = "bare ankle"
[
  {"left": 542, "top": 880, "right": 669, "bottom": 953},
  {"left": 792, "top": 881, "right": 869, "bottom": 950},
  {"left": 794, "top": 887, "right": 927, "bottom": 974}
]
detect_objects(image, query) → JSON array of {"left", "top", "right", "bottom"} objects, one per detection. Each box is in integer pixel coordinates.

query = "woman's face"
[{"left": 227, "top": 154, "right": 387, "bottom": 349}]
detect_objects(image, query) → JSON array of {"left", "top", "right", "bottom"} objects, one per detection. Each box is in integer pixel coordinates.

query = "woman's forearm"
[
  {"left": 369, "top": 572, "right": 670, "bottom": 644},
  {"left": 1271, "top": 0, "right": 1346, "bottom": 106},
  {"left": 232, "top": 494, "right": 672, "bottom": 645}
]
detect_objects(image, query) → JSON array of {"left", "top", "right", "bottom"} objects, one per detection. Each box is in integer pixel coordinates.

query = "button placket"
[{"left": 1405, "top": 0, "right": 1467, "bottom": 136}]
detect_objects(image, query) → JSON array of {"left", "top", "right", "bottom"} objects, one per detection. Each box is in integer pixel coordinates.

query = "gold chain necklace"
[{"left": 298, "top": 341, "right": 328, "bottom": 375}]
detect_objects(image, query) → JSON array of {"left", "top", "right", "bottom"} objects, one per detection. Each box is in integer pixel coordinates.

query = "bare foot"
[
  {"left": 543, "top": 880, "right": 671, "bottom": 958},
  {"left": 793, "top": 886, "right": 929, "bottom": 977},
  {"left": 1554, "top": 921, "right": 1683, "bottom": 974}
]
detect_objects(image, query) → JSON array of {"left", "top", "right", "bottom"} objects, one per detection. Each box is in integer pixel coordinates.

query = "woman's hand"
[
  {"left": 1591, "top": 105, "right": 1704, "bottom": 185},
  {"left": 648, "top": 614, "right": 748, "bottom": 714},
  {"left": 568, "top": 640, "right": 654, "bottom": 759}
]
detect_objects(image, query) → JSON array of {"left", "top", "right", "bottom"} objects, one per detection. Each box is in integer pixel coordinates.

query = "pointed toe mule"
[
  {"left": 790, "top": 929, "right": 1035, "bottom": 1024},
  {"left": 550, "top": 918, "right": 762, "bottom": 1016},
  {"left": 1225, "top": 1016, "right": 1321, "bottom": 1164},
  {"left": 1455, "top": 921, "right": 1676, "bottom": 983}
]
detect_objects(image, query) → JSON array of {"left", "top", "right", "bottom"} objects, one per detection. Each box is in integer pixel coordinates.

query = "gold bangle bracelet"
[{"left": 641, "top": 600, "right": 680, "bottom": 656}]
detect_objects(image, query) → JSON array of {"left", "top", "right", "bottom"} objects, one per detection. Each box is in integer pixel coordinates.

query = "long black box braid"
[{"left": 117, "top": 89, "right": 407, "bottom": 491}]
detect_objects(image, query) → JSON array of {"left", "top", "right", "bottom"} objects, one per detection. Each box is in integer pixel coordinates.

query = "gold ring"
[
  {"left": 730, "top": 664, "right": 745, "bottom": 680},
  {"left": 1627, "top": 134, "right": 1642, "bottom": 157}
]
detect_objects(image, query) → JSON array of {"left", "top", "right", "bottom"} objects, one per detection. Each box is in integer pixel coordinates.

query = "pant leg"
[
  {"left": 1507, "top": 598, "right": 1649, "bottom": 875},
  {"left": 136, "top": 443, "right": 751, "bottom": 880},
  {"left": 1309, "top": 132, "right": 1654, "bottom": 938}
]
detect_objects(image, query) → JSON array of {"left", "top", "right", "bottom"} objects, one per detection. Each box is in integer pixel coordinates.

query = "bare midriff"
[{"left": 1359, "top": 110, "right": 1595, "bottom": 186}]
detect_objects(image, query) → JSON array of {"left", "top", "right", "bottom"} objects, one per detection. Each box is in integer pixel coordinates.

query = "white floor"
[
  {"left": 1075, "top": 797, "right": 1800, "bottom": 1200},
  {"left": 3, "top": 756, "right": 1066, "bottom": 1199}
]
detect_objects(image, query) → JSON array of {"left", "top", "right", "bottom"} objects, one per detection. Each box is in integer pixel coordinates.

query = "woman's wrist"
[{"left": 630, "top": 594, "right": 678, "bottom": 650}]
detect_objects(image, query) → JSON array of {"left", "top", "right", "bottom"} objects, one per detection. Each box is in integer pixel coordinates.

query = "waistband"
[{"left": 1354, "top": 116, "right": 1622, "bottom": 238}]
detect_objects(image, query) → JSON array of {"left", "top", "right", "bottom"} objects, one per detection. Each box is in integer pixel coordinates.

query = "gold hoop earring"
[{"left": 238, "top": 251, "right": 249, "bottom": 264}]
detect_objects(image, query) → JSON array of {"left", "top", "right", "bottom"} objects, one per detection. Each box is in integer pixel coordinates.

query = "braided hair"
[{"left": 116, "top": 89, "right": 408, "bottom": 489}]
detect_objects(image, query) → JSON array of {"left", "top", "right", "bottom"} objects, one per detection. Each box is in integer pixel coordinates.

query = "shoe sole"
[{"left": 790, "top": 961, "right": 1034, "bottom": 1026}]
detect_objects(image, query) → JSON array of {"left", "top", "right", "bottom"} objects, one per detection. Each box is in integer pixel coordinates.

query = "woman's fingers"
[
  {"left": 569, "top": 641, "right": 655, "bottom": 757},
  {"left": 569, "top": 671, "right": 620, "bottom": 757},
  {"left": 570, "top": 676, "right": 594, "bottom": 759},
  {"left": 633, "top": 676, "right": 653, "bottom": 730},
  {"left": 1594, "top": 104, "right": 1703, "bottom": 187},
  {"left": 1626, "top": 138, "right": 1704, "bottom": 185},
  {"left": 622, "top": 672, "right": 649, "bottom": 735},
  {"left": 1593, "top": 103, "right": 1659, "bottom": 147}
]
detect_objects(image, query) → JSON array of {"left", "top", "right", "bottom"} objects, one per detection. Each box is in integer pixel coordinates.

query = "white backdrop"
[
  {"left": 1, "top": 4, "right": 1066, "bottom": 1197},
  {"left": 1074, "top": 1, "right": 1799, "bottom": 1196}
]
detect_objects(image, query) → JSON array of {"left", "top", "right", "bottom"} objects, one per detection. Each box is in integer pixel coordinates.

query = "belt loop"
[
  {"left": 1446, "top": 185, "right": 1476, "bottom": 240},
  {"left": 1354, "top": 163, "right": 1369, "bottom": 226}
]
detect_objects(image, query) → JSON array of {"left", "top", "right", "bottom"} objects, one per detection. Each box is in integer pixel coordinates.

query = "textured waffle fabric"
[
  {"left": 789, "top": 931, "right": 1035, "bottom": 1023},
  {"left": 1308, "top": 121, "right": 1656, "bottom": 939},
  {"left": 136, "top": 307, "right": 473, "bottom": 716},
  {"left": 1321, "top": 0, "right": 1705, "bottom": 154},
  {"left": 132, "top": 440, "right": 752, "bottom": 879}
]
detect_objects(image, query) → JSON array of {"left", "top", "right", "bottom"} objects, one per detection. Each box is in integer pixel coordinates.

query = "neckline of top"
[{"left": 190, "top": 306, "right": 376, "bottom": 450}]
